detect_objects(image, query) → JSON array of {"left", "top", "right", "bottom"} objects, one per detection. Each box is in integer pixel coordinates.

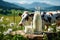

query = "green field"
[
  {"left": 0, "top": 14, "right": 28, "bottom": 40},
  {"left": 0, "top": 14, "right": 60, "bottom": 40},
  {"left": 0, "top": 14, "right": 23, "bottom": 30}
]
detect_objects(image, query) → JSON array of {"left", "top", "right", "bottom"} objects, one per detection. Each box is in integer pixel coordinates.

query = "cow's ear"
[{"left": 18, "top": 13, "right": 22, "bottom": 16}]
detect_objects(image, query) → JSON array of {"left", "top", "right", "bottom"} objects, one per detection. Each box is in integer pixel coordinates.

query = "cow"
[
  {"left": 55, "top": 13, "right": 60, "bottom": 26},
  {"left": 18, "top": 11, "right": 34, "bottom": 34},
  {"left": 18, "top": 11, "right": 60, "bottom": 33}
]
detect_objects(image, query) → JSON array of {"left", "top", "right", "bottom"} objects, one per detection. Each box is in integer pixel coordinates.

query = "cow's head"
[{"left": 19, "top": 11, "right": 34, "bottom": 26}]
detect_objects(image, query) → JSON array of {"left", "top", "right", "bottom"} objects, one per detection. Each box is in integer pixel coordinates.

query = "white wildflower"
[
  {"left": 48, "top": 27, "right": 53, "bottom": 32},
  {"left": 10, "top": 22, "right": 16, "bottom": 27},
  {"left": 3, "top": 28, "right": 12, "bottom": 35},
  {"left": 1, "top": 16, "right": 4, "bottom": 19},
  {"left": 0, "top": 19, "right": 3, "bottom": 22},
  {"left": 7, "top": 28, "right": 12, "bottom": 32},
  {"left": 3, "top": 31, "right": 7, "bottom": 35},
  {"left": 6, "top": 28, "right": 12, "bottom": 34},
  {"left": 3, "top": 31, "right": 10, "bottom": 35},
  {"left": 0, "top": 17, "right": 4, "bottom": 22},
  {"left": 6, "top": 18, "right": 9, "bottom": 21}
]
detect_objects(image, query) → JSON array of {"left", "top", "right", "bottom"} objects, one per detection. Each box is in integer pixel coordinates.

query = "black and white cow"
[
  {"left": 19, "top": 11, "right": 34, "bottom": 34},
  {"left": 18, "top": 11, "right": 60, "bottom": 33}
]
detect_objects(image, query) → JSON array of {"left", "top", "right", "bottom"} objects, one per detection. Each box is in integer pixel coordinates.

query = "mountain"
[
  {"left": 14, "top": 2, "right": 53, "bottom": 9},
  {"left": 14, "top": 2, "right": 60, "bottom": 11},
  {"left": 45, "top": 6, "right": 60, "bottom": 11},
  {"left": 0, "top": 0, "right": 31, "bottom": 15},
  {"left": 0, "top": 0, "right": 25, "bottom": 10}
]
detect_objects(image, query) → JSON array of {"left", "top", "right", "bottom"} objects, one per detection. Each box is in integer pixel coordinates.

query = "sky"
[{"left": 3, "top": 0, "right": 60, "bottom": 6}]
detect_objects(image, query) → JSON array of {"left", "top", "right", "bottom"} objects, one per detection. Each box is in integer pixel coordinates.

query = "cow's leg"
[
  {"left": 24, "top": 27, "right": 27, "bottom": 33},
  {"left": 45, "top": 24, "right": 49, "bottom": 31}
]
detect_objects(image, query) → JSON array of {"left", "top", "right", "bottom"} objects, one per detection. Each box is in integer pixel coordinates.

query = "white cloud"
[
  {"left": 19, "top": 1, "right": 27, "bottom": 4},
  {"left": 39, "top": 0, "right": 60, "bottom": 6},
  {"left": 3, "top": 0, "right": 60, "bottom": 6},
  {"left": 18, "top": 1, "right": 33, "bottom": 4}
]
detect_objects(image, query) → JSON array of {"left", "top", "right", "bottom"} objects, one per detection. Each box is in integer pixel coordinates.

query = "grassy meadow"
[
  {"left": 0, "top": 14, "right": 28, "bottom": 40},
  {"left": 0, "top": 10, "right": 60, "bottom": 40}
]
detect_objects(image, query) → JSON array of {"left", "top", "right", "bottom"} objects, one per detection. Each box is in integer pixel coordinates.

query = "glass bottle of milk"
[{"left": 33, "top": 7, "right": 42, "bottom": 34}]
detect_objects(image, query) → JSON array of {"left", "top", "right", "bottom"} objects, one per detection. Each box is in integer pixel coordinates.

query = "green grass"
[
  {"left": 0, "top": 14, "right": 23, "bottom": 31},
  {"left": 0, "top": 14, "right": 27, "bottom": 40},
  {"left": 0, "top": 15, "right": 21, "bottom": 23},
  {"left": 0, "top": 14, "right": 60, "bottom": 40}
]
